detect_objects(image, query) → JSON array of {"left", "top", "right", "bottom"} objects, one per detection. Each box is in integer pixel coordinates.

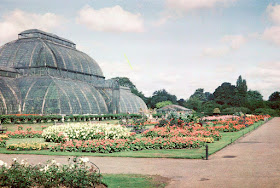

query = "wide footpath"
[{"left": 1, "top": 118, "right": 279, "bottom": 188}]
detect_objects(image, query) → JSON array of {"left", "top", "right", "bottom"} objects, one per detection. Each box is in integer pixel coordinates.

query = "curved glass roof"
[{"left": 0, "top": 30, "right": 104, "bottom": 78}]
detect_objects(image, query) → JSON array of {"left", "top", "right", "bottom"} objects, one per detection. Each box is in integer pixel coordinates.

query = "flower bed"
[
  {"left": 205, "top": 115, "right": 270, "bottom": 132},
  {"left": 0, "top": 158, "right": 103, "bottom": 188},
  {"left": 0, "top": 134, "right": 9, "bottom": 140},
  {"left": 7, "top": 143, "right": 48, "bottom": 151},
  {"left": 42, "top": 123, "right": 131, "bottom": 143},
  {"left": 6, "top": 130, "right": 43, "bottom": 138},
  {"left": 50, "top": 136, "right": 203, "bottom": 153},
  {"left": 142, "top": 127, "right": 221, "bottom": 141}
]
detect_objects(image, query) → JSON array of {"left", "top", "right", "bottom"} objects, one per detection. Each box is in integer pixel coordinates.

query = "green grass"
[
  {"left": 0, "top": 120, "right": 269, "bottom": 159},
  {"left": 102, "top": 174, "right": 167, "bottom": 188}
]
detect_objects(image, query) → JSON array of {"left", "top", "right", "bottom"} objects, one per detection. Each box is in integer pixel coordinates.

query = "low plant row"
[
  {"left": 7, "top": 143, "right": 48, "bottom": 151},
  {"left": 64, "top": 113, "right": 142, "bottom": 122},
  {"left": 0, "top": 158, "right": 103, "bottom": 188},
  {"left": 0, "top": 113, "right": 143, "bottom": 124},
  {"left": 142, "top": 127, "right": 222, "bottom": 141},
  {"left": 50, "top": 136, "right": 203, "bottom": 153},
  {"left": 6, "top": 130, "right": 43, "bottom": 138},
  {"left": 0, "top": 139, "right": 6, "bottom": 148},
  {"left": 0, "top": 115, "right": 62, "bottom": 124}
]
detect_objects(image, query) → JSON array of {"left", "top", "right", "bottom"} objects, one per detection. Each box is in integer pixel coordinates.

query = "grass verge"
[
  {"left": 0, "top": 119, "right": 271, "bottom": 159},
  {"left": 102, "top": 174, "right": 169, "bottom": 188}
]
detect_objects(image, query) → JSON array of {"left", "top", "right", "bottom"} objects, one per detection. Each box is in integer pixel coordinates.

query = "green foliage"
[
  {"left": 156, "top": 100, "right": 172, "bottom": 109},
  {"left": 189, "top": 88, "right": 207, "bottom": 101},
  {"left": 222, "top": 107, "right": 251, "bottom": 114},
  {"left": 247, "top": 90, "right": 263, "bottom": 101},
  {"left": 254, "top": 108, "right": 278, "bottom": 116},
  {"left": 185, "top": 97, "right": 202, "bottom": 112},
  {"left": 213, "top": 82, "right": 237, "bottom": 106},
  {"left": 177, "top": 98, "right": 187, "bottom": 107},
  {"left": 268, "top": 91, "right": 280, "bottom": 101},
  {"left": 149, "top": 89, "right": 177, "bottom": 108},
  {"left": 201, "top": 101, "right": 222, "bottom": 114},
  {"left": 0, "top": 158, "right": 102, "bottom": 188}
]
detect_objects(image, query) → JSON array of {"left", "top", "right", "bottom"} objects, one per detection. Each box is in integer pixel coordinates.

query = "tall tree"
[
  {"left": 268, "top": 91, "right": 280, "bottom": 101},
  {"left": 213, "top": 82, "right": 237, "bottom": 106},
  {"left": 236, "top": 75, "right": 248, "bottom": 106},
  {"left": 189, "top": 88, "right": 207, "bottom": 101},
  {"left": 150, "top": 89, "right": 177, "bottom": 108}
]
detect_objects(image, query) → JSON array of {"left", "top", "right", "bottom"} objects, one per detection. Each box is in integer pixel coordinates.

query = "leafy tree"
[
  {"left": 189, "top": 88, "right": 207, "bottom": 101},
  {"left": 149, "top": 89, "right": 177, "bottom": 108},
  {"left": 156, "top": 101, "right": 172, "bottom": 109},
  {"left": 205, "top": 92, "right": 214, "bottom": 101},
  {"left": 247, "top": 90, "right": 263, "bottom": 101},
  {"left": 202, "top": 101, "right": 222, "bottom": 114},
  {"left": 235, "top": 75, "right": 248, "bottom": 106},
  {"left": 268, "top": 91, "right": 280, "bottom": 101},
  {"left": 213, "top": 82, "right": 237, "bottom": 106},
  {"left": 185, "top": 97, "right": 202, "bottom": 112},
  {"left": 177, "top": 98, "right": 187, "bottom": 107},
  {"left": 112, "top": 77, "right": 148, "bottom": 103}
]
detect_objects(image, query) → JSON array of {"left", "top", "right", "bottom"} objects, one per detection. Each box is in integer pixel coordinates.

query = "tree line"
[{"left": 113, "top": 76, "right": 280, "bottom": 116}]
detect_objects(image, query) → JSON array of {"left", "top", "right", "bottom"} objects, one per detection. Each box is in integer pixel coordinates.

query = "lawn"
[
  {"left": 0, "top": 119, "right": 269, "bottom": 159},
  {"left": 102, "top": 174, "right": 168, "bottom": 188}
]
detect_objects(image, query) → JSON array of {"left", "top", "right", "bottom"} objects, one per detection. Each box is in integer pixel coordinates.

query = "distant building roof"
[{"left": 157, "top": 104, "right": 192, "bottom": 112}]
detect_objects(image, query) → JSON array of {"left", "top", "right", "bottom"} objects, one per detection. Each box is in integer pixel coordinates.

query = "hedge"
[{"left": 0, "top": 114, "right": 142, "bottom": 124}]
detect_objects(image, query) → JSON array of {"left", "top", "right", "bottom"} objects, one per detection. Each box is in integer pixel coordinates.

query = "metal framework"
[{"left": 0, "top": 29, "right": 147, "bottom": 115}]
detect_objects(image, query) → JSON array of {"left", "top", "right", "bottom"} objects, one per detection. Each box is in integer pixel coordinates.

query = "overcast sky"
[{"left": 0, "top": 0, "right": 279, "bottom": 100}]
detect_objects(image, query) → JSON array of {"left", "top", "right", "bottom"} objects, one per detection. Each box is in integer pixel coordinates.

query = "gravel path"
[{"left": 1, "top": 118, "right": 279, "bottom": 188}]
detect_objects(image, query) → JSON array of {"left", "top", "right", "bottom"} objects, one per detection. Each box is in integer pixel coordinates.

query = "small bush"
[{"left": 0, "top": 158, "right": 103, "bottom": 188}]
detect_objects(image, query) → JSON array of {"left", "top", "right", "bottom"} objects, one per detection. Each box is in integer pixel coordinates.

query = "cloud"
[
  {"left": 267, "top": 3, "right": 280, "bottom": 25},
  {"left": 262, "top": 26, "right": 280, "bottom": 45},
  {"left": 245, "top": 62, "right": 280, "bottom": 99},
  {"left": 262, "top": 4, "right": 280, "bottom": 46},
  {"left": 0, "top": 9, "right": 64, "bottom": 46},
  {"left": 222, "top": 35, "right": 247, "bottom": 49},
  {"left": 98, "top": 59, "right": 142, "bottom": 80},
  {"left": 202, "top": 47, "right": 229, "bottom": 57},
  {"left": 76, "top": 5, "right": 145, "bottom": 33},
  {"left": 202, "top": 34, "right": 247, "bottom": 57},
  {"left": 166, "top": 0, "right": 236, "bottom": 12}
]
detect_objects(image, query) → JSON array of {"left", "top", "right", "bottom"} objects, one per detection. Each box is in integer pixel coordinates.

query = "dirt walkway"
[{"left": 1, "top": 118, "right": 279, "bottom": 188}]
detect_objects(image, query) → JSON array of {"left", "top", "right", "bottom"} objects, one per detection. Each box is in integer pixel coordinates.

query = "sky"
[{"left": 0, "top": 0, "right": 279, "bottom": 100}]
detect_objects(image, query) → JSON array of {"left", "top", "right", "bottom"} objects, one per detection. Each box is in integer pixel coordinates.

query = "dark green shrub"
[
  {"left": 222, "top": 107, "right": 251, "bottom": 114},
  {"left": 254, "top": 108, "right": 277, "bottom": 116}
]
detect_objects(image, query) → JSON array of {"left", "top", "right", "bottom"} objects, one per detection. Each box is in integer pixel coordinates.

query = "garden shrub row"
[
  {"left": 0, "top": 115, "right": 62, "bottom": 124},
  {"left": 0, "top": 158, "right": 103, "bottom": 188},
  {"left": 0, "top": 113, "right": 142, "bottom": 124},
  {"left": 64, "top": 113, "right": 142, "bottom": 122}
]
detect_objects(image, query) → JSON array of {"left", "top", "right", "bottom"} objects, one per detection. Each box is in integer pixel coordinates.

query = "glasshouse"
[{"left": 0, "top": 29, "right": 147, "bottom": 115}]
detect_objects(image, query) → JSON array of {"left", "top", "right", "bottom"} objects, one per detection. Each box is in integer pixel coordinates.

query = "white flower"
[
  {"left": 79, "top": 157, "right": 89, "bottom": 163},
  {"left": 12, "top": 158, "right": 17, "bottom": 162},
  {"left": 0, "top": 160, "right": 7, "bottom": 167},
  {"left": 41, "top": 165, "right": 49, "bottom": 172}
]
